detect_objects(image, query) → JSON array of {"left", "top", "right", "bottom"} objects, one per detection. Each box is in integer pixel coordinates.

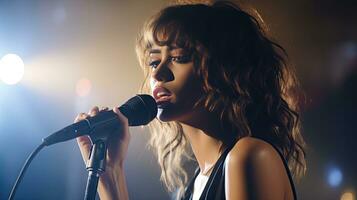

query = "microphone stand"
[
  {"left": 84, "top": 138, "right": 107, "bottom": 200},
  {"left": 82, "top": 113, "right": 119, "bottom": 200}
]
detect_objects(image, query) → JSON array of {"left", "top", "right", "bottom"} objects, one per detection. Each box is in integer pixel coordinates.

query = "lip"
[
  {"left": 152, "top": 86, "right": 173, "bottom": 102},
  {"left": 156, "top": 100, "right": 171, "bottom": 109}
]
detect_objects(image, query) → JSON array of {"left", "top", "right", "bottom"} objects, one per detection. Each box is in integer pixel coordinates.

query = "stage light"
[
  {"left": 328, "top": 167, "right": 343, "bottom": 187},
  {"left": 341, "top": 192, "right": 354, "bottom": 200},
  {"left": 0, "top": 54, "right": 25, "bottom": 85},
  {"left": 76, "top": 78, "right": 92, "bottom": 97}
]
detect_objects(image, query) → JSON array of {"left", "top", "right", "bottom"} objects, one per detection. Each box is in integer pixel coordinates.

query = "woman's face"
[{"left": 148, "top": 43, "right": 204, "bottom": 122}]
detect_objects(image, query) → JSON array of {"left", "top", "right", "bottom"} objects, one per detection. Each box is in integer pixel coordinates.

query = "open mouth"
[
  {"left": 153, "top": 86, "right": 173, "bottom": 108},
  {"left": 156, "top": 94, "right": 171, "bottom": 102}
]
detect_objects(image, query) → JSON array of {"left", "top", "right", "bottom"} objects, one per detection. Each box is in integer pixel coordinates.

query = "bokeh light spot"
[
  {"left": 76, "top": 78, "right": 92, "bottom": 97},
  {"left": 341, "top": 192, "right": 355, "bottom": 200},
  {"left": 328, "top": 167, "right": 343, "bottom": 187},
  {"left": 0, "top": 54, "right": 25, "bottom": 85}
]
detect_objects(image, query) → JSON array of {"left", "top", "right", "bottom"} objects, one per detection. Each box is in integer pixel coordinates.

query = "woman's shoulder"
[
  {"left": 224, "top": 137, "right": 290, "bottom": 199},
  {"left": 226, "top": 137, "right": 283, "bottom": 166}
]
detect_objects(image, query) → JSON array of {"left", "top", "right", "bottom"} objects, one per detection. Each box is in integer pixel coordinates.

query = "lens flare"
[
  {"left": 0, "top": 54, "right": 25, "bottom": 85},
  {"left": 76, "top": 78, "right": 92, "bottom": 97}
]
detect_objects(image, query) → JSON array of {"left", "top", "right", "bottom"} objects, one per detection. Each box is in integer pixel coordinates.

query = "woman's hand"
[
  {"left": 75, "top": 106, "right": 131, "bottom": 169},
  {"left": 74, "top": 106, "right": 130, "bottom": 200}
]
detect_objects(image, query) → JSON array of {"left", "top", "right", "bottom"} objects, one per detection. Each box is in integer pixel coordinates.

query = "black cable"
[{"left": 8, "top": 142, "right": 46, "bottom": 200}]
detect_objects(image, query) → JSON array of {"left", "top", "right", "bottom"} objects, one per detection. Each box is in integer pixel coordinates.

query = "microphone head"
[{"left": 119, "top": 94, "right": 157, "bottom": 126}]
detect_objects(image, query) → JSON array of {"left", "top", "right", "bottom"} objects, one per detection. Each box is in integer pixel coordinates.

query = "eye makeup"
[{"left": 147, "top": 47, "right": 192, "bottom": 69}]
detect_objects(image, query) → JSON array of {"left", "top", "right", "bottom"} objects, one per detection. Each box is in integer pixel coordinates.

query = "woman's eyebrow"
[
  {"left": 149, "top": 49, "right": 161, "bottom": 54},
  {"left": 149, "top": 47, "right": 183, "bottom": 55}
]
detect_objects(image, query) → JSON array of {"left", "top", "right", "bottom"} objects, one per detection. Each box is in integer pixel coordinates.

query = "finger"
[
  {"left": 74, "top": 113, "right": 89, "bottom": 123},
  {"left": 76, "top": 135, "right": 92, "bottom": 163},
  {"left": 74, "top": 112, "right": 91, "bottom": 163},
  {"left": 113, "top": 107, "right": 128, "bottom": 125},
  {"left": 100, "top": 106, "right": 109, "bottom": 111},
  {"left": 113, "top": 107, "right": 130, "bottom": 140},
  {"left": 89, "top": 106, "right": 99, "bottom": 117}
]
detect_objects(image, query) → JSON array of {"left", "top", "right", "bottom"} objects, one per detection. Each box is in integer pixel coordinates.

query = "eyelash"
[{"left": 149, "top": 55, "right": 191, "bottom": 69}]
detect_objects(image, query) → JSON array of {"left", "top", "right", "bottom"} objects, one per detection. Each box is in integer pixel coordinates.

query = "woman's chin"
[
  {"left": 156, "top": 105, "right": 184, "bottom": 122},
  {"left": 156, "top": 108, "right": 174, "bottom": 122},
  {"left": 155, "top": 101, "right": 193, "bottom": 122}
]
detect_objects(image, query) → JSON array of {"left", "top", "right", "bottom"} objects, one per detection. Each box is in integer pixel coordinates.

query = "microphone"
[{"left": 42, "top": 94, "right": 157, "bottom": 146}]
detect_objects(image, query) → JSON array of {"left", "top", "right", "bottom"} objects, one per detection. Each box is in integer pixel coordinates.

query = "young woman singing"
[{"left": 75, "top": 1, "right": 306, "bottom": 199}]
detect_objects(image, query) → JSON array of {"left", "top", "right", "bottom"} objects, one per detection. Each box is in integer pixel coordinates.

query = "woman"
[{"left": 75, "top": 1, "right": 306, "bottom": 199}]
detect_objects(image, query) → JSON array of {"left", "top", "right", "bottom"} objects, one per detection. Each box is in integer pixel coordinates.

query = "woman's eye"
[
  {"left": 170, "top": 55, "right": 191, "bottom": 63},
  {"left": 149, "top": 60, "right": 160, "bottom": 69},
  {"left": 148, "top": 55, "right": 191, "bottom": 68}
]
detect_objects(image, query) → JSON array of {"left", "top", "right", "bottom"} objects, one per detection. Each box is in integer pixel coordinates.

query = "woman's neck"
[
  {"left": 182, "top": 124, "right": 223, "bottom": 174},
  {"left": 179, "top": 109, "right": 225, "bottom": 174}
]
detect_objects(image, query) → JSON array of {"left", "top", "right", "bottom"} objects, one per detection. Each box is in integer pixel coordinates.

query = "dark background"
[{"left": 0, "top": 0, "right": 356, "bottom": 199}]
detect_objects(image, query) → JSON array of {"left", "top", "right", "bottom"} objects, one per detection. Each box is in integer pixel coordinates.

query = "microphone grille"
[{"left": 119, "top": 94, "right": 157, "bottom": 126}]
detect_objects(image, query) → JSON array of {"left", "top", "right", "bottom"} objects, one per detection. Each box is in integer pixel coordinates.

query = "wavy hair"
[{"left": 135, "top": 1, "right": 306, "bottom": 198}]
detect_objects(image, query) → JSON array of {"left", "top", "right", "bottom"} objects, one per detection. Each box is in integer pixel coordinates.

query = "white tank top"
[{"left": 192, "top": 173, "right": 210, "bottom": 200}]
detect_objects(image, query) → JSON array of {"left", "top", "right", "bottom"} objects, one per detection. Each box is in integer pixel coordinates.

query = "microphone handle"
[{"left": 42, "top": 110, "right": 120, "bottom": 146}]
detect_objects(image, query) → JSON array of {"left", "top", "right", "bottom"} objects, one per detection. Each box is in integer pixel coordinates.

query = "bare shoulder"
[
  {"left": 225, "top": 137, "right": 291, "bottom": 200},
  {"left": 226, "top": 137, "right": 282, "bottom": 165}
]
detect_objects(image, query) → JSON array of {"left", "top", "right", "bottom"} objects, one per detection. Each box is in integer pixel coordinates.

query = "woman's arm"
[
  {"left": 225, "top": 137, "right": 291, "bottom": 200},
  {"left": 98, "top": 165, "right": 129, "bottom": 200}
]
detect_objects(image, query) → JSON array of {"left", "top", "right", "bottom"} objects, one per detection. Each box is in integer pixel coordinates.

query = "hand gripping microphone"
[
  {"left": 8, "top": 94, "right": 157, "bottom": 200},
  {"left": 42, "top": 94, "right": 157, "bottom": 146}
]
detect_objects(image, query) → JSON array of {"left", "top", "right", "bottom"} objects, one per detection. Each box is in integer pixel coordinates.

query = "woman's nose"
[{"left": 151, "top": 62, "right": 174, "bottom": 82}]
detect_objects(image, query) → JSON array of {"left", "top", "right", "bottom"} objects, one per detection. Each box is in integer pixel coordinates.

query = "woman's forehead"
[{"left": 147, "top": 27, "right": 192, "bottom": 49}]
